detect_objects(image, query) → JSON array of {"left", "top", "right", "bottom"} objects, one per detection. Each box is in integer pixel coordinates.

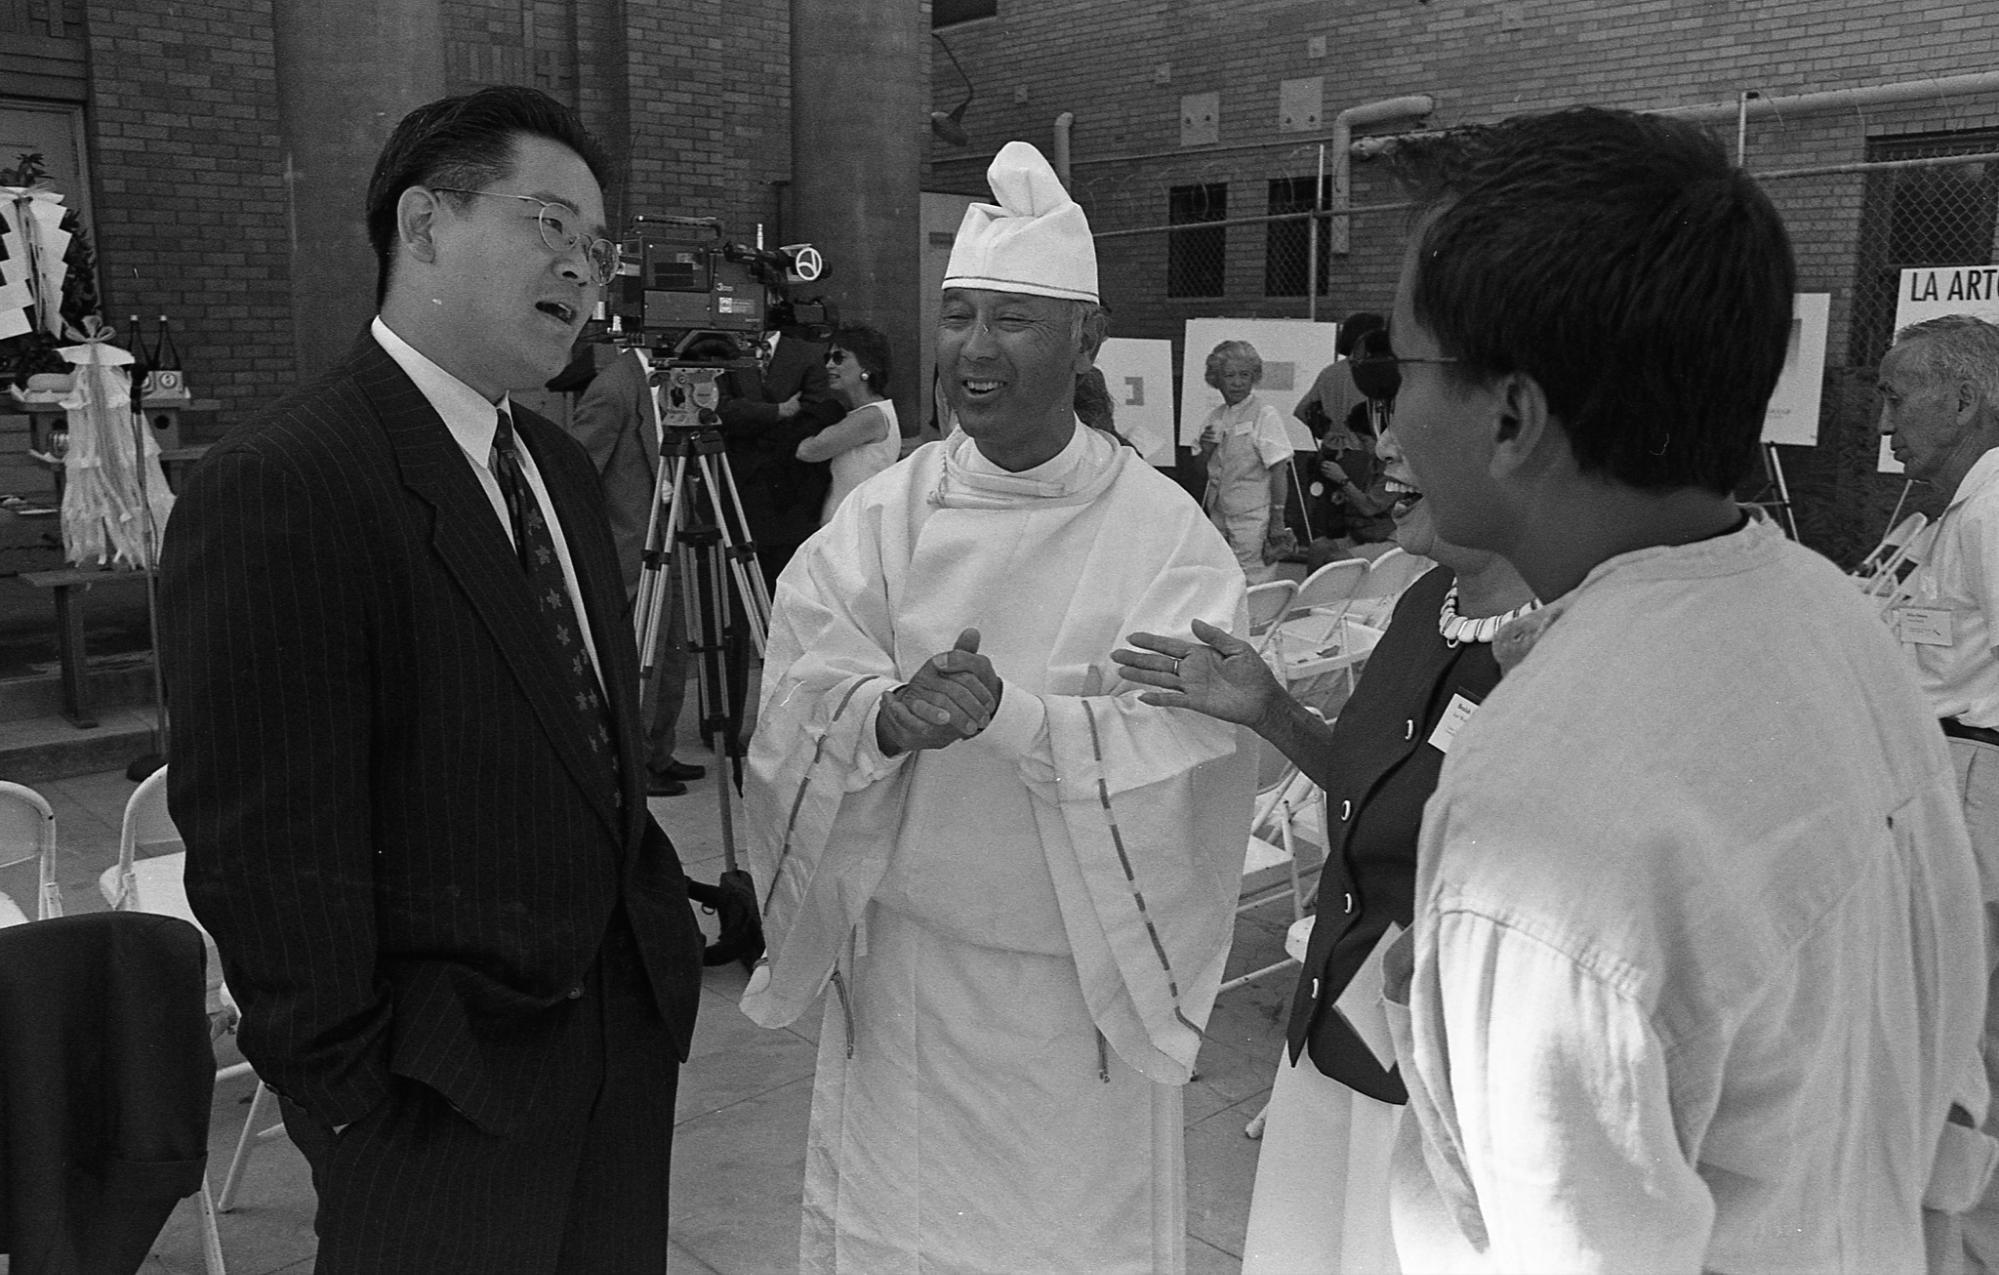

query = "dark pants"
[{"left": 281, "top": 912, "right": 678, "bottom": 1275}]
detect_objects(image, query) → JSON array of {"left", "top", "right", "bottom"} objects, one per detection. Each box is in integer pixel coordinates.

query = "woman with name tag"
[{"left": 1114, "top": 418, "right": 1544, "bottom": 1273}]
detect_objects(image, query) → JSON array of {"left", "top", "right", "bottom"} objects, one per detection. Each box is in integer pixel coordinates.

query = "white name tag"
[
  {"left": 1426, "top": 692, "right": 1481, "bottom": 754},
  {"left": 1895, "top": 606, "right": 1955, "bottom": 647}
]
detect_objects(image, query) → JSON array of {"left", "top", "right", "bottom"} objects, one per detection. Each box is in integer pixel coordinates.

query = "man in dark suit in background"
[
  {"left": 158, "top": 86, "right": 704, "bottom": 1275},
  {"left": 713, "top": 304, "right": 845, "bottom": 585},
  {"left": 567, "top": 342, "right": 705, "bottom": 797}
]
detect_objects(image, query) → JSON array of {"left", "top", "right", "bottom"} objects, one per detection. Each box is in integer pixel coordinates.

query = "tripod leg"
[
  {"left": 635, "top": 450, "right": 692, "bottom": 688},
  {"left": 704, "top": 455, "right": 775, "bottom": 651}
]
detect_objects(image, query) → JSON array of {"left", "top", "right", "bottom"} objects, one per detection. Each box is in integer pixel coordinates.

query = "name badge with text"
[
  {"left": 1895, "top": 606, "right": 1955, "bottom": 647},
  {"left": 1427, "top": 693, "right": 1482, "bottom": 754}
]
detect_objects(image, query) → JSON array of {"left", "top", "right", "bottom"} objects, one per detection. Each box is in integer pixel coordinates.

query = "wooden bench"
[{"left": 20, "top": 568, "right": 150, "bottom": 729}]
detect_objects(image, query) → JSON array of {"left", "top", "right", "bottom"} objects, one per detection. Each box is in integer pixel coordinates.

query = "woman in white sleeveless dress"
[{"left": 797, "top": 324, "right": 901, "bottom": 524}]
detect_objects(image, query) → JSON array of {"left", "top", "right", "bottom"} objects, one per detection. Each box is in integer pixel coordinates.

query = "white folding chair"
[
  {"left": 0, "top": 780, "right": 63, "bottom": 926},
  {"left": 1266, "top": 557, "right": 1368, "bottom": 682},
  {"left": 1856, "top": 511, "right": 1937, "bottom": 617},
  {"left": 1855, "top": 510, "right": 1928, "bottom": 582},
  {"left": 98, "top": 766, "right": 233, "bottom": 1274},
  {"left": 1220, "top": 736, "right": 1327, "bottom": 995},
  {"left": 1345, "top": 547, "right": 1433, "bottom": 627},
  {"left": 1289, "top": 557, "right": 1369, "bottom": 618},
  {"left": 1245, "top": 579, "right": 1299, "bottom": 654}
]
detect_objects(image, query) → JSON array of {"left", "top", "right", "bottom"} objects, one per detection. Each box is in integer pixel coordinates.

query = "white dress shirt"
[{"left": 370, "top": 317, "right": 606, "bottom": 693}]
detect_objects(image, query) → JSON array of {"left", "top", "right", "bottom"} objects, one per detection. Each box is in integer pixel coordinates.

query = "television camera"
[
  {"left": 607, "top": 214, "right": 830, "bottom": 359},
  {"left": 606, "top": 214, "right": 833, "bottom": 433},
  {"left": 608, "top": 218, "right": 839, "bottom": 965}
]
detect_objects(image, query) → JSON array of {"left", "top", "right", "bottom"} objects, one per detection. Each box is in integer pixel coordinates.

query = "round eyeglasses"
[
  {"left": 429, "top": 187, "right": 618, "bottom": 285},
  {"left": 1347, "top": 327, "right": 1462, "bottom": 401}
]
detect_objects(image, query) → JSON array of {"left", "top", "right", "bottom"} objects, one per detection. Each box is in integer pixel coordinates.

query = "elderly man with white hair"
[
  {"left": 1878, "top": 313, "right": 1999, "bottom": 1273},
  {"left": 740, "top": 141, "right": 1254, "bottom": 1273}
]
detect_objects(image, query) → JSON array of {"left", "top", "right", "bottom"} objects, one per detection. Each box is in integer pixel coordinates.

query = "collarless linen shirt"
[{"left": 1387, "top": 517, "right": 1988, "bottom": 1274}]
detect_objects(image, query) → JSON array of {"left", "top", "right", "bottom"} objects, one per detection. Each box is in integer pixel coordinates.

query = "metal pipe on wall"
[
  {"left": 1053, "top": 112, "right": 1075, "bottom": 187},
  {"left": 1658, "top": 70, "right": 1999, "bottom": 124},
  {"left": 790, "top": 0, "right": 922, "bottom": 437},
  {"left": 1350, "top": 71, "right": 1999, "bottom": 162},
  {"left": 1328, "top": 95, "right": 1435, "bottom": 256}
]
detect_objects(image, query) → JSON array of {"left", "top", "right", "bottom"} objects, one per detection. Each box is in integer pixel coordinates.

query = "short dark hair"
[
  {"left": 1408, "top": 106, "right": 1795, "bottom": 494},
  {"left": 365, "top": 86, "right": 613, "bottom": 307},
  {"left": 830, "top": 324, "right": 893, "bottom": 396},
  {"left": 1336, "top": 311, "right": 1385, "bottom": 358}
]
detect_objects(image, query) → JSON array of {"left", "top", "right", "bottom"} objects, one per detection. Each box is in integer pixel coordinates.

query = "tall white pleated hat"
[{"left": 942, "top": 141, "right": 1098, "bottom": 303}]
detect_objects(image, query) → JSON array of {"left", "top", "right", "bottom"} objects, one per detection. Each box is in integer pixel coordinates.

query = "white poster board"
[
  {"left": 1881, "top": 266, "right": 1999, "bottom": 471},
  {"left": 1761, "top": 292, "right": 1829, "bottom": 447},
  {"left": 1179, "top": 318, "right": 1339, "bottom": 452},
  {"left": 1092, "top": 338, "right": 1175, "bottom": 467}
]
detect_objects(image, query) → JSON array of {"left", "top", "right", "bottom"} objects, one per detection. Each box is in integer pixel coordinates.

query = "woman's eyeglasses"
[{"left": 824, "top": 350, "right": 850, "bottom": 366}]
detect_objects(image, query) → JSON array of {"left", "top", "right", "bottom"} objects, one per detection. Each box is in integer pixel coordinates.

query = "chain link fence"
[{"left": 1068, "top": 110, "right": 1999, "bottom": 565}]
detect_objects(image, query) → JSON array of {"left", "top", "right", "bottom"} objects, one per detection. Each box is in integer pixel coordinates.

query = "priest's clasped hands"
[{"left": 876, "top": 628, "right": 1004, "bottom": 756}]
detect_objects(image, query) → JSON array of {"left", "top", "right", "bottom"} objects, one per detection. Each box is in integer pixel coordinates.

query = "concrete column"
[
  {"left": 273, "top": 0, "right": 444, "bottom": 385},
  {"left": 790, "top": 0, "right": 923, "bottom": 437}
]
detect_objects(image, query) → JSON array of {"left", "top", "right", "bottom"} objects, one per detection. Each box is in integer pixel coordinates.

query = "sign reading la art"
[{"left": 1904, "top": 265, "right": 1999, "bottom": 306}]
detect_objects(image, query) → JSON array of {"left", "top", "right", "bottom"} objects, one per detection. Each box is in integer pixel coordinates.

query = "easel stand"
[
  {"left": 632, "top": 401, "right": 772, "bottom": 966},
  {"left": 1756, "top": 442, "right": 1799, "bottom": 541}
]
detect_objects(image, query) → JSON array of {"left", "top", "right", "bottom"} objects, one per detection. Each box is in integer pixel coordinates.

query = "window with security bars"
[
  {"left": 1265, "top": 176, "right": 1329, "bottom": 296},
  {"left": 1849, "top": 128, "right": 1999, "bottom": 368},
  {"left": 1168, "top": 183, "right": 1227, "bottom": 298},
  {"left": 933, "top": 0, "right": 997, "bottom": 27}
]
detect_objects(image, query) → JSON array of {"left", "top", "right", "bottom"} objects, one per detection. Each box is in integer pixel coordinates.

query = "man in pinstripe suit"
[{"left": 159, "top": 87, "right": 704, "bottom": 1273}]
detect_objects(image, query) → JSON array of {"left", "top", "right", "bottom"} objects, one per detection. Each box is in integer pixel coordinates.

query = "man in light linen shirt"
[
  {"left": 1879, "top": 313, "right": 1999, "bottom": 1273},
  {"left": 740, "top": 141, "right": 1254, "bottom": 1273},
  {"left": 1376, "top": 106, "right": 1992, "bottom": 1273}
]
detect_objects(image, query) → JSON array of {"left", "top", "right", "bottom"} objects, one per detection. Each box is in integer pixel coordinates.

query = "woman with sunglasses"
[
  {"left": 797, "top": 324, "right": 901, "bottom": 524},
  {"left": 1114, "top": 419, "right": 1543, "bottom": 1274}
]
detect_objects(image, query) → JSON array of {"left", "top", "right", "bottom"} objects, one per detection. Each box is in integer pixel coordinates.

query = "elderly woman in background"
[
  {"left": 1197, "top": 339, "right": 1295, "bottom": 583},
  {"left": 1114, "top": 422, "right": 1543, "bottom": 1274},
  {"left": 797, "top": 323, "right": 901, "bottom": 524}
]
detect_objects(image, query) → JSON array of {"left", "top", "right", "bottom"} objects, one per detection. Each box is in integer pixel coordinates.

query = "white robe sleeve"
[
  {"left": 739, "top": 495, "right": 914, "bottom": 1029},
  {"left": 968, "top": 537, "right": 1257, "bottom": 1082}
]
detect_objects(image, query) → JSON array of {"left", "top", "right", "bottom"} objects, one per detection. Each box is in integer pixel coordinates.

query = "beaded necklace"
[{"left": 1437, "top": 583, "right": 1540, "bottom": 646}]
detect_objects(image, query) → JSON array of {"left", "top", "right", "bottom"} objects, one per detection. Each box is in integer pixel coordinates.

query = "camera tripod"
[{"left": 633, "top": 359, "right": 773, "bottom": 966}]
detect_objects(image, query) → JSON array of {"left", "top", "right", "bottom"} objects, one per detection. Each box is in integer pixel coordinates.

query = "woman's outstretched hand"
[{"left": 1112, "top": 617, "right": 1286, "bottom": 729}]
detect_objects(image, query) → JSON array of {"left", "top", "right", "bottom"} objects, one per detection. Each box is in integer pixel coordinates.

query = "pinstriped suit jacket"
[{"left": 160, "top": 334, "right": 704, "bottom": 1138}]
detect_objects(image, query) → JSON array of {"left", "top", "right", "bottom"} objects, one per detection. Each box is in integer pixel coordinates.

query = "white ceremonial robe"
[{"left": 742, "top": 423, "right": 1256, "bottom": 1274}]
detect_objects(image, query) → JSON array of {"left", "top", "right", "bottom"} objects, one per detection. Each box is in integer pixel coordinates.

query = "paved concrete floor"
[{"left": 9, "top": 752, "right": 1304, "bottom": 1274}]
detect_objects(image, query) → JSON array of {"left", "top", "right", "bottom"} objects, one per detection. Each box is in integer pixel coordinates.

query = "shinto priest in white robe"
[{"left": 741, "top": 421, "right": 1256, "bottom": 1273}]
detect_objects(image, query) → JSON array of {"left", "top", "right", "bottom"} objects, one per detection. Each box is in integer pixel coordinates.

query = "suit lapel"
[
  {"left": 635, "top": 352, "right": 662, "bottom": 487},
  {"left": 351, "top": 337, "right": 625, "bottom": 844}
]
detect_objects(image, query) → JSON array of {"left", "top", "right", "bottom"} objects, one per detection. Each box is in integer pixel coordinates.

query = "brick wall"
[
  {"left": 57, "top": 0, "right": 1999, "bottom": 557},
  {"left": 621, "top": 0, "right": 792, "bottom": 246},
  {"left": 931, "top": 0, "right": 1999, "bottom": 560},
  {"left": 82, "top": 0, "right": 290, "bottom": 441}
]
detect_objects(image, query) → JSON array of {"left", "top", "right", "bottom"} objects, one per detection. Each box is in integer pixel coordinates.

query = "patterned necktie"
[{"left": 490, "top": 408, "right": 622, "bottom": 807}]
